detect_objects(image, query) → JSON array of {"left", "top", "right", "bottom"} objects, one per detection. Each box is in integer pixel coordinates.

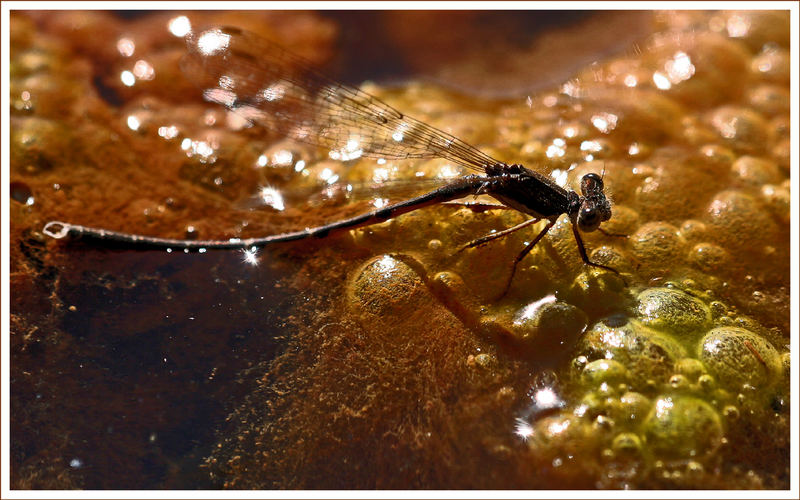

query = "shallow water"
[{"left": 8, "top": 10, "right": 791, "bottom": 489}]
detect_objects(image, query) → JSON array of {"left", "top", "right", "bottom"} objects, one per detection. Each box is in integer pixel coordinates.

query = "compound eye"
[
  {"left": 578, "top": 205, "right": 601, "bottom": 231},
  {"left": 581, "top": 173, "right": 603, "bottom": 196}
]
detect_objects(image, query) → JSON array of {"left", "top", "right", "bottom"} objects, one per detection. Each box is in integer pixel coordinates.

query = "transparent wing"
[
  {"left": 181, "top": 26, "right": 501, "bottom": 173},
  {"left": 235, "top": 177, "right": 465, "bottom": 211}
]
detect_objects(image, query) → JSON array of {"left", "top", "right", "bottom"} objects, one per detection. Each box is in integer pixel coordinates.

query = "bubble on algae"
[
  {"left": 528, "top": 413, "right": 598, "bottom": 460},
  {"left": 511, "top": 298, "right": 588, "bottom": 351},
  {"left": 582, "top": 359, "right": 629, "bottom": 385},
  {"left": 697, "top": 326, "right": 782, "bottom": 391},
  {"left": 611, "top": 432, "right": 643, "bottom": 459},
  {"left": 706, "top": 190, "right": 779, "bottom": 252},
  {"left": 642, "top": 396, "right": 723, "bottom": 460},
  {"left": 673, "top": 357, "right": 706, "bottom": 382},
  {"left": 577, "top": 319, "right": 686, "bottom": 388},
  {"left": 10, "top": 181, "right": 35, "bottom": 205},
  {"left": 630, "top": 222, "right": 684, "bottom": 268},
  {"left": 10, "top": 116, "right": 71, "bottom": 174},
  {"left": 750, "top": 45, "right": 790, "bottom": 83},
  {"left": 759, "top": 183, "right": 790, "bottom": 224},
  {"left": 687, "top": 242, "right": 731, "bottom": 273},
  {"left": 747, "top": 84, "right": 790, "bottom": 116},
  {"left": 349, "top": 255, "right": 420, "bottom": 312},
  {"left": 619, "top": 391, "right": 652, "bottom": 423},
  {"left": 707, "top": 106, "right": 771, "bottom": 155},
  {"left": 347, "top": 254, "right": 434, "bottom": 335},
  {"left": 636, "top": 287, "right": 712, "bottom": 341},
  {"left": 731, "top": 155, "right": 781, "bottom": 186}
]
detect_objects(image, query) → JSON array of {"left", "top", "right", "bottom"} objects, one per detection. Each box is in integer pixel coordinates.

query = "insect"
[{"left": 43, "top": 25, "right": 621, "bottom": 293}]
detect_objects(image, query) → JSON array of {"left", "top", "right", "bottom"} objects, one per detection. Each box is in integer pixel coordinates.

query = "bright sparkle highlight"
[
  {"left": 319, "top": 167, "right": 340, "bottom": 185},
  {"left": 665, "top": 51, "right": 695, "bottom": 83},
  {"left": 591, "top": 112, "right": 618, "bottom": 134},
  {"left": 547, "top": 419, "right": 570, "bottom": 435},
  {"left": 515, "top": 294, "right": 557, "bottom": 323},
  {"left": 168, "top": 16, "right": 192, "bottom": 37},
  {"left": 514, "top": 418, "right": 534, "bottom": 441},
  {"left": 437, "top": 164, "right": 460, "bottom": 179},
  {"left": 133, "top": 60, "right": 155, "bottom": 80},
  {"left": 218, "top": 75, "right": 235, "bottom": 90},
  {"left": 329, "top": 138, "right": 363, "bottom": 161},
  {"left": 533, "top": 388, "right": 559, "bottom": 408},
  {"left": 241, "top": 247, "right": 259, "bottom": 266},
  {"left": 272, "top": 149, "right": 293, "bottom": 166},
  {"left": 546, "top": 143, "right": 565, "bottom": 159},
  {"left": 120, "top": 70, "right": 135, "bottom": 87},
  {"left": 126, "top": 115, "right": 141, "bottom": 131},
  {"left": 262, "top": 83, "right": 286, "bottom": 102},
  {"left": 655, "top": 397, "right": 674, "bottom": 417},
  {"left": 259, "top": 186, "right": 285, "bottom": 211},
  {"left": 652, "top": 72, "right": 671, "bottom": 90},
  {"left": 116, "top": 37, "right": 135, "bottom": 57},
  {"left": 197, "top": 29, "right": 231, "bottom": 56},
  {"left": 158, "top": 125, "right": 179, "bottom": 140}
]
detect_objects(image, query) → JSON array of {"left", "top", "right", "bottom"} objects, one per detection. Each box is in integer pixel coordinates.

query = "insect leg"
[
  {"left": 570, "top": 221, "right": 621, "bottom": 275},
  {"left": 458, "top": 217, "right": 542, "bottom": 252},
  {"left": 497, "top": 218, "right": 558, "bottom": 297}
]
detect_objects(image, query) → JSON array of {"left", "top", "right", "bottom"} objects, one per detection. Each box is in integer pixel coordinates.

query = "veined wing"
[
  {"left": 181, "top": 26, "right": 501, "bottom": 173},
  {"left": 237, "top": 176, "right": 483, "bottom": 212}
]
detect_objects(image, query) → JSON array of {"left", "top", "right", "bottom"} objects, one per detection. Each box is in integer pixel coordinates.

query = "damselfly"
[{"left": 44, "top": 25, "right": 621, "bottom": 293}]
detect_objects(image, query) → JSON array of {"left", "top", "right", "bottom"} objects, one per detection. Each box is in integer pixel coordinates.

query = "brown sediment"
[{"left": 9, "top": 10, "right": 791, "bottom": 489}]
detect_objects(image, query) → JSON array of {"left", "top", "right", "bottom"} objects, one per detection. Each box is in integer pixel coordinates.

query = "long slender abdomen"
[{"left": 43, "top": 176, "right": 486, "bottom": 251}]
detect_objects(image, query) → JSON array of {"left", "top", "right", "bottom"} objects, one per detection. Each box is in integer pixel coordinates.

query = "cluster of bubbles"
[{"left": 520, "top": 284, "right": 787, "bottom": 488}]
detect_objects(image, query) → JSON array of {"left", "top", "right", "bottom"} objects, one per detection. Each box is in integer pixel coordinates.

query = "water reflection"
[
  {"left": 133, "top": 59, "right": 155, "bottom": 80},
  {"left": 168, "top": 15, "right": 192, "bottom": 38},
  {"left": 116, "top": 37, "right": 135, "bottom": 57},
  {"left": 197, "top": 29, "right": 231, "bottom": 57},
  {"left": 240, "top": 247, "right": 260, "bottom": 266},
  {"left": 120, "top": 69, "right": 135, "bottom": 86},
  {"left": 258, "top": 186, "right": 286, "bottom": 211}
]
